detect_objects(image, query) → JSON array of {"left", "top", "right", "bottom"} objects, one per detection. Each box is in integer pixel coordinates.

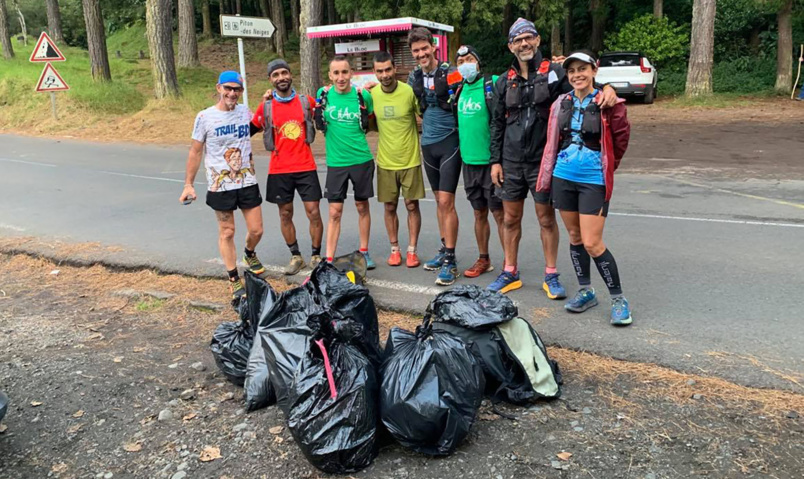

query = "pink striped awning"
[{"left": 307, "top": 23, "right": 411, "bottom": 39}]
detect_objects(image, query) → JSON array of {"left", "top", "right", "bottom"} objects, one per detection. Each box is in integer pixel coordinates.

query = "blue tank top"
[{"left": 552, "top": 90, "right": 604, "bottom": 186}]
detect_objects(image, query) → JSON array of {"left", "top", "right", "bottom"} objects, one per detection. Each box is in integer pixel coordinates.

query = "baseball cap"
[
  {"left": 218, "top": 70, "right": 243, "bottom": 86},
  {"left": 562, "top": 52, "right": 597, "bottom": 70}
]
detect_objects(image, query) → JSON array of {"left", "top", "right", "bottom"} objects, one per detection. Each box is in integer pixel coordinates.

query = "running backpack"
[
  {"left": 262, "top": 95, "right": 316, "bottom": 152},
  {"left": 314, "top": 86, "right": 369, "bottom": 134}
]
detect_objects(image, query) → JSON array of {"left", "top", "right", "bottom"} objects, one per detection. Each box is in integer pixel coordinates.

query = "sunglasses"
[{"left": 221, "top": 85, "right": 244, "bottom": 93}]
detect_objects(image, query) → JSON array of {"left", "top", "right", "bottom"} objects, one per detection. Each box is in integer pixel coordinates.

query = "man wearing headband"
[
  {"left": 454, "top": 45, "right": 505, "bottom": 279},
  {"left": 487, "top": 18, "right": 618, "bottom": 296},
  {"left": 250, "top": 59, "right": 324, "bottom": 276},
  {"left": 180, "top": 71, "right": 265, "bottom": 301},
  {"left": 407, "top": 27, "right": 465, "bottom": 286}
]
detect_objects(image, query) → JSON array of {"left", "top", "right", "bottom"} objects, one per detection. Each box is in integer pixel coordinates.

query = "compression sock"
[
  {"left": 227, "top": 268, "right": 240, "bottom": 282},
  {"left": 287, "top": 241, "right": 301, "bottom": 256},
  {"left": 244, "top": 248, "right": 256, "bottom": 258},
  {"left": 593, "top": 249, "right": 623, "bottom": 297},
  {"left": 569, "top": 243, "right": 591, "bottom": 289},
  {"left": 312, "top": 245, "right": 321, "bottom": 257}
]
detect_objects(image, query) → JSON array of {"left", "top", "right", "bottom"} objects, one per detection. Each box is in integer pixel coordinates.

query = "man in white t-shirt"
[{"left": 180, "top": 71, "right": 266, "bottom": 300}]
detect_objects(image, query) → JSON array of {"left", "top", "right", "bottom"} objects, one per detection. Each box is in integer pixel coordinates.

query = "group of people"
[{"left": 180, "top": 18, "right": 634, "bottom": 326}]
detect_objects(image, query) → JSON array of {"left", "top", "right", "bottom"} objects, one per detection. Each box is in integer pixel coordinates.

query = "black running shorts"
[
  {"left": 463, "top": 163, "right": 502, "bottom": 211},
  {"left": 206, "top": 184, "right": 262, "bottom": 211},
  {"left": 324, "top": 160, "right": 375, "bottom": 202},
  {"left": 421, "top": 132, "right": 462, "bottom": 194},
  {"left": 495, "top": 159, "right": 551, "bottom": 204},
  {"left": 551, "top": 176, "right": 609, "bottom": 216},
  {"left": 265, "top": 170, "right": 322, "bottom": 204}
]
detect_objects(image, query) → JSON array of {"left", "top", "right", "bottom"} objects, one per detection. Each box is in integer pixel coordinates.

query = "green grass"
[
  {"left": 135, "top": 298, "right": 165, "bottom": 312},
  {"left": 106, "top": 22, "right": 150, "bottom": 60}
]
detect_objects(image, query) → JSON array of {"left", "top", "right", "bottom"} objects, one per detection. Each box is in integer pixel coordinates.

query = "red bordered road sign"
[
  {"left": 35, "top": 63, "right": 70, "bottom": 92},
  {"left": 29, "top": 32, "right": 66, "bottom": 62}
]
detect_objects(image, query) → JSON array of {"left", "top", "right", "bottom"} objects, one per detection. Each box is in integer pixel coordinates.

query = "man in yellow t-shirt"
[{"left": 369, "top": 51, "right": 425, "bottom": 268}]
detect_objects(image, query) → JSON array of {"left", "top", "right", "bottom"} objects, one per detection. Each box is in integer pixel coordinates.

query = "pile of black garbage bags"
[{"left": 210, "top": 261, "right": 563, "bottom": 474}]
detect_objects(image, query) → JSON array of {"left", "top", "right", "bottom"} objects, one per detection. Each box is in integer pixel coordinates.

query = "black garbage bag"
[
  {"left": 380, "top": 319, "right": 485, "bottom": 456},
  {"left": 427, "top": 284, "right": 518, "bottom": 328},
  {"left": 243, "top": 273, "right": 279, "bottom": 412},
  {"left": 287, "top": 311, "right": 379, "bottom": 473},
  {"left": 261, "top": 286, "right": 322, "bottom": 414},
  {"left": 209, "top": 294, "right": 253, "bottom": 387},
  {"left": 307, "top": 261, "right": 382, "bottom": 367},
  {"left": 331, "top": 250, "right": 368, "bottom": 285}
]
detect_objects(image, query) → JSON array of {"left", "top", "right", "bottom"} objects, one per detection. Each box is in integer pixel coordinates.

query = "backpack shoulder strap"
[{"left": 262, "top": 98, "right": 273, "bottom": 130}]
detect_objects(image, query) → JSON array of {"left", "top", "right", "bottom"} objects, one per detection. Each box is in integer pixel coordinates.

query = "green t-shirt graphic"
[
  {"left": 316, "top": 86, "right": 374, "bottom": 167},
  {"left": 370, "top": 82, "right": 420, "bottom": 170},
  {"left": 456, "top": 75, "right": 498, "bottom": 165}
]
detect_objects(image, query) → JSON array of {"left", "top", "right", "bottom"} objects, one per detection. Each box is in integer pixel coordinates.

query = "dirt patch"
[{"left": 0, "top": 253, "right": 801, "bottom": 479}]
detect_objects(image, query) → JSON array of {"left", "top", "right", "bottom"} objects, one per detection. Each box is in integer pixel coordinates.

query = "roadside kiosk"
[{"left": 306, "top": 17, "right": 455, "bottom": 87}]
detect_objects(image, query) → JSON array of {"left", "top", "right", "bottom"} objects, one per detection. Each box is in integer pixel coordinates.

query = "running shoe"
[
  {"left": 387, "top": 250, "right": 402, "bottom": 267},
  {"left": 610, "top": 297, "right": 633, "bottom": 326},
  {"left": 243, "top": 253, "right": 266, "bottom": 275},
  {"left": 309, "top": 255, "right": 323, "bottom": 269},
  {"left": 464, "top": 257, "right": 493, "bottom": 278},
  {"left": 229, "top": 278, "right": 246, "bottom": 301},
  {"left": 362, "top": 251, "right": 376, "bottom": 270},
  {"left": 564, "top": 288, "right": 598, "bottom": 313},
  {"left": 406, "top": 251, "right": 421, "bottom": 268},
  {"left": 542, "top": 273, "right": 567, "bottom": 300},
  {"left": 487, "top": 271, "right": 522, "bottom": 294},
  {"left": 435, "top": 262, "right": 459, "bottom": 286},
  {"left": 284, "top": 255, "right": 305, "bottom": 275},
  {"left": 423, "top": 251, "right": 445, "bottom": 271}
]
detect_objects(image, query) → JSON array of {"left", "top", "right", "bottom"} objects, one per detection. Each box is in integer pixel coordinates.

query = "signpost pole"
[
  {"left": 237, "top": 37, "right": 248, "bottom": 108},
  {"left": 50, "top": 91, "right": 58, "bottom": 120}
]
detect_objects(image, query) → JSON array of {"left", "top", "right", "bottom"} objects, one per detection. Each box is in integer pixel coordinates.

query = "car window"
[{"left": 599, "top": 54, "right": 640, "bottom": 67}]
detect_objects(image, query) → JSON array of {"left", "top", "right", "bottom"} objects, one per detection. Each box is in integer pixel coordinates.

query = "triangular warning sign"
[
  {"left": 35, "top": 63, "right": 70, "bottom": 92},
  {"left": 29, "top": 32, "right": 66, "bottom": 62}
]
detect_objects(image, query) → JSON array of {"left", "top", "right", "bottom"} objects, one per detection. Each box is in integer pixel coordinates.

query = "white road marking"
[
  {"left": 662, "top": 175, "right": 804, "bottom": 210},
  {"left": 0, "top": 223, "right": 26, "bottom": 232},
  {"left": 0, "top": 158, "right": 58, "bottom": 167},
  {"left": 609, "top": 212, "right": 804, "bottom": 228},
  {"left": 99, "top": 171, "right": 189, "bottom": 183}
]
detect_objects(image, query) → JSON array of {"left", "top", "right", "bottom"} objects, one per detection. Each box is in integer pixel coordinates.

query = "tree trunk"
[
  {"left": 270, "top": 0, "right": 285, "bottom": 56},
  {"left": 219, "top": 0, "right": 225, "bottom": 15},
  {"left": 326, "top": 0, "right": 335, "bottom": 48},
  {"left": 12, "top": 0, "right": 26, "bottom": 45},
  {"left": 685, "top": 0, "right": 716, "bottom": 97},
  {"left": 0, "top": 0, "right": 13, "bottom": 59},
  {"left": 258, "top": 0, "right": 274, "bottom": 52},
  {"left": 45, "top": 0, "right": 64, "bottom": 42},
  {"left": 82, "top": 0, "right": 111, "bottom": 81},
  {"left": 748, "top": 26, "right": 760, "bottom": 56},
  {"left": 178, "top": 0, "right": 200, "bottom": 67},
  {"left": 235, "top": 0, "right": 241, "bottom": 14},
  {"left": 775, "top": 0, "right": 792, "bottom": 93},
  {"left": 564, "top": 0, "right": 572, "bottom": 52},
  {"left": 551, "top": 22, "right": 562, "bottom": 57},
  {"left": 503, "top": 1, "right": 512, "bottom": 36},
  {"left": 589, "top": 0, "right": 606, "bottom": 53},
  {"left": 201, "top": 0, "right": 212, "bottom": 37},
  {"left": 653, "top": 0, "right": 662, "bottom": 18},
  {"left": 299, "top": 0, "right": 321, "bottom": 96},
  {"left": 291, "top": 0, "right": 299, "bottom": 36},
  {"left": 146, "top": 0, "right": 181, "bottom": 98}
]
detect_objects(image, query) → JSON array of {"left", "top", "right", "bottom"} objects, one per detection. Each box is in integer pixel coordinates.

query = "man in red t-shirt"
[{"left": 250, "top": 59, "right": 324, "bottom": 275}]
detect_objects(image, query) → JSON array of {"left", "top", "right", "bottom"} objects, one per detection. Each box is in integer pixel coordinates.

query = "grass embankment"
[{"left": 0, "top": 24, "right": 294, "bottom": 142}]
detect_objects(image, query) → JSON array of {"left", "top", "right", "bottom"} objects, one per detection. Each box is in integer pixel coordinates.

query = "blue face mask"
[{"left": 457, "top": 62, "right": 479, "bottom": 83}]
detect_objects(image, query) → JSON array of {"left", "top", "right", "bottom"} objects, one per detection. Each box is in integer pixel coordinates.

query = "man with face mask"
[
  {"left": 487, "top": 18, "right": 618, "bottom": 295},
  {"left": 454, "top": 45, "right": 505, "bottom": 279},
  {"left": 250, "top": 59, "right": 324, "bottom": 276}
]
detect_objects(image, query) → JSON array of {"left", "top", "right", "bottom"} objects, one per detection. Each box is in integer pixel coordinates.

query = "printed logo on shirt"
[
  {"left": 458, "top": 96, "right": 483, "bottom": 114},
  {"left": 214, "top": 123, "right": 250, "bottom": 138},
  {"left": 383, "top": 106, "right": 395, "bottom": 118},
  {"left": 325, "top": 105, "right": 361, "bottom": 122},
  {"left": 279, "top": 120, "right": 302, "bottom": 140}
]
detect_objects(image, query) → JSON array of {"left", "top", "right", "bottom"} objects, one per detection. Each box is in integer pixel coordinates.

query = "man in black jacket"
[{"left": 487, "top": 18, "right": 617, "bottom": 296}]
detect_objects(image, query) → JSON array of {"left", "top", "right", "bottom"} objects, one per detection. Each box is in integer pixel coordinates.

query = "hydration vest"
[
  {"left": 502, "top": 60, "right": 552, "bottom": 122},
  {"left": 557, "top": 94, "right": 602, "bottom": 151},
  {"left": 454, "top": 73, "right": 496, "bottom": 124},
  {"left": 410, "top": 63, "right": 461, "bottom": 114},
  {"left": 262, "top": 95, "right": 315, "bottom": 152},
  {"left": 313, "top": 86, "right": 369, "bottom": 134}
]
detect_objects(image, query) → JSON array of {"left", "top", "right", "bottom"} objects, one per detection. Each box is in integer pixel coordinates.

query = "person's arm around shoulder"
[
  {"left": 608, "top": 102, "right": 630, "bottom": 170},
  {"left": 249, "top": 101, "right": 265, "bottom": 137},
  {"left": 595, "top": 84, "right": 619, "bottom": 109}
]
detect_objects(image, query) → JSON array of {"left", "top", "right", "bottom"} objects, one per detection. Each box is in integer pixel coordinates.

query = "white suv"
[{"left": 595, "top": 52, "right": 658, "bottom": 104}]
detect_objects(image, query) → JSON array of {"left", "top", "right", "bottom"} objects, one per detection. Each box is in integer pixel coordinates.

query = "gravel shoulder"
[{"left": 0, "top": 253, "right": 802, "bottom": 479}]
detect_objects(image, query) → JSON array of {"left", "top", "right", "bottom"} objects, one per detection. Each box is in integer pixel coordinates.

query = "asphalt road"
[{"left": 1, "top": 133, "right": 802, "bottom": 391}]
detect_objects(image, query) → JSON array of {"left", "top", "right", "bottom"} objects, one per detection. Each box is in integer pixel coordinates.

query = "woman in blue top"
[{"left": 540, "top": 51, "right": 633, "bottom": 326}]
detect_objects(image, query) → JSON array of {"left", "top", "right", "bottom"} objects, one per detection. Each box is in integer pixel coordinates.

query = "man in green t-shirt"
[
  {"left": 316, "top": 56, "right": 376, "bottom": 268},
  {"left": 370, "top": 51, "right": 425, "bottom": 268},
  {"left": 455, "top": 45, "right": 505, "bottom": 279}
]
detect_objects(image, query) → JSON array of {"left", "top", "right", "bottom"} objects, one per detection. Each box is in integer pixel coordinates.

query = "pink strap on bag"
[{"left": 315, "top": 339, "right": 338, "bottom": 400}]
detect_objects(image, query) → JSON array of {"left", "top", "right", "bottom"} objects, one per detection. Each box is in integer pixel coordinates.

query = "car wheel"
[{"left": 642, "top": 86, "right": 655, "bottom": 104}]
